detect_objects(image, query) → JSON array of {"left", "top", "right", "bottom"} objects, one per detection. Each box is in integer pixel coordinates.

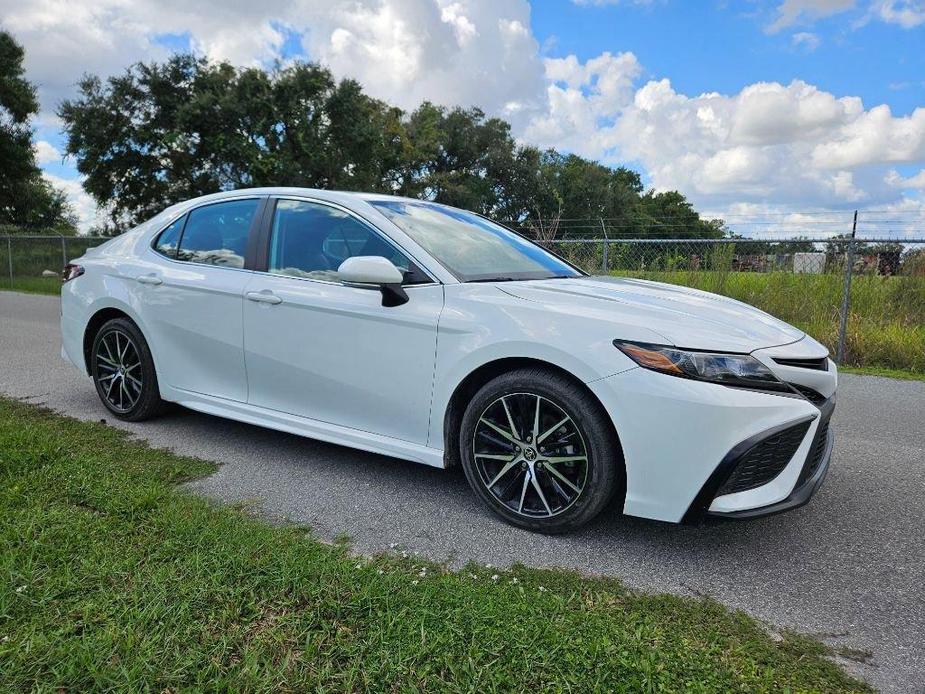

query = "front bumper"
[
  {"left": 693, "top": 395, "right": 835, "bottom": 521},
  {"left": 704, "top": 426, "right": 833, "bottom": 520},
  {"left": 587, "top": 342, "right": 836, "bottom": 524}
]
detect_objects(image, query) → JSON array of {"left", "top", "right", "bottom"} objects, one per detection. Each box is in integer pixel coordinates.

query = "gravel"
[{"left": 2, "top": 290, "right": 923, "bottom": 692}]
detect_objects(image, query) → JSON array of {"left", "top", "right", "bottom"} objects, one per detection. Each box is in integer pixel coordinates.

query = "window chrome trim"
[
  {"left": 146, "top": 195, "right": 266, "bottom": 272},
  {"left": 254, "top": 194, "right": 440, "bottom": 287}
]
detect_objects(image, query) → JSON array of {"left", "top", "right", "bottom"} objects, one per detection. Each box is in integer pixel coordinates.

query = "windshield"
[{"left": 369, "top": 200, "right": 582, "bottom": 282}]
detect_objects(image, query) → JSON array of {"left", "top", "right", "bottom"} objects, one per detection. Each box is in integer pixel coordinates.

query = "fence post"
[
  {"left": 6, "top": 236, "right": 12, "bottom": 287},
  {"left": 836, "top": 210, "right": 858, "bottom": 364},
  {"left": 600, "top": 218, "right": 609, "bottom": 275},
  {"left": 60, "top": 234, "right": 67, "bottom": 270}
]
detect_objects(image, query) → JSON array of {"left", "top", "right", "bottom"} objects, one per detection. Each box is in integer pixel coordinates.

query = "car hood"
[{"left": 498, "top": 276, "right": 805, "bottom": 353}]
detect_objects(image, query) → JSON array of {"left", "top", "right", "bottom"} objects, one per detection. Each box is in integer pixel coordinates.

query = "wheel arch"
[
  {"left": 82, "top": 306, "right": 137, "bottom": 375},
  {"left": 441, "top": 357, "right": 626, "bottom": 489}
]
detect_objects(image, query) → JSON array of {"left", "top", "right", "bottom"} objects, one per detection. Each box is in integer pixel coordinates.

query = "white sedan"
[{"left": 61, "top": 188, "right": 836, "bottom": 532}]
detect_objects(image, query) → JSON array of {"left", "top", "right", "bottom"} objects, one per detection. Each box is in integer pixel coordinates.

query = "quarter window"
[
  {"left": 268, "top": 199, "right": 425, "bottom": 283},
  {"left": 176, "top": 199, "right": 258, "bottom": 268},
  {"left": 153, "top": 216, "right": 185, "bottom": 259}
]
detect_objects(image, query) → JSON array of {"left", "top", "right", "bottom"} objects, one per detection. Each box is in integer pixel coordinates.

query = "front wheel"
[
  {"left": 90, "top": 317, "right": 166, "bottom": 421},
  {"left": 459, "top": 368, "right": 622, "bottom": 533}
]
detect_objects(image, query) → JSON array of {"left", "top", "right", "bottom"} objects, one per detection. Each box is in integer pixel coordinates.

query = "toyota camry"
[{"left": 60, "top": 188, "right": 836, "bottom": 532}]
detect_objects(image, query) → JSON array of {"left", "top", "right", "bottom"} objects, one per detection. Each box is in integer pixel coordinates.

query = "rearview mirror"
[{"left": 337, "top": 256, "right": 408, "bottom": 307}]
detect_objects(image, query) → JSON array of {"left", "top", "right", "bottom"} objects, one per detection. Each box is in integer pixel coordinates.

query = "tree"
[
  {"left": 61, "top": 53, "right": 718, "bottom": 237},
  {"left": 0, "top": 31, "right": 76, "bottom": 231},
  {"left": 60, "top": 57, "right": 409, "bottom": 227}
]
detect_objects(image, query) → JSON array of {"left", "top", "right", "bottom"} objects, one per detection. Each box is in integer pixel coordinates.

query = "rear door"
[
  {"left": 242, "top": 197, "right": 443, "bottom": 444},
  {"left": 134, "top": 197, "right": 265, "bottom": 402}
]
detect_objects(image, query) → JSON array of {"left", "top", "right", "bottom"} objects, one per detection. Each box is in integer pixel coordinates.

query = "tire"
[
  {"left": 459, "top": 367, "right": 622, "bottom": 533},
  {"left": 90, "top": 317, "right": 167, "bottom": 421}
]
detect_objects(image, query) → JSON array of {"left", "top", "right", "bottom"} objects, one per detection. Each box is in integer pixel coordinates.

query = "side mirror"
[{"left": 337, "top": 256, "right": 408, "bottom": 307}]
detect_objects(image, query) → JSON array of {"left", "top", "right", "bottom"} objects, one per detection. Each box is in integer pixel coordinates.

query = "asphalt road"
[{"left": 2, "top": 291, "right": 923, "bottom": 692}]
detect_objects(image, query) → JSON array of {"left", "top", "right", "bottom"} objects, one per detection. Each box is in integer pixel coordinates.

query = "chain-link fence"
[
  {"left": 536, "top": 237, "right": 925, "bottom": 373},
  {"left": 1, "top": 235, "right": 111, "bottom": 295},
  {"left": 2, "top": 233, "right": 924, "bottom": 374}
]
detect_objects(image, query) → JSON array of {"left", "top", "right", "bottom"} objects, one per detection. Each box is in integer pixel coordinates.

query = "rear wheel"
[
  {"left": 91, "top": 317, "right": 166, "bottom": 421},
  {"left": 459, "top": 368, "right": 621, "bottom": 533}
]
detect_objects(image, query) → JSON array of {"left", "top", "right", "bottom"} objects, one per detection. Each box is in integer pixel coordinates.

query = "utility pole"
[
  {"left": 600, "top": 218, "right": 609, "bottom": 275},
  {"left": 836, "top": 210, "right": 858, "bottom": 364}
]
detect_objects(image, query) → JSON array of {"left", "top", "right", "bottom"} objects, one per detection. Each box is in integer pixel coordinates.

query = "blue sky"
[
  {"left": 6, "top": 0, "right": 924, "bottom": 230},
  {"left": 533, "top": 1, "right": 924, "bottom": 117}
]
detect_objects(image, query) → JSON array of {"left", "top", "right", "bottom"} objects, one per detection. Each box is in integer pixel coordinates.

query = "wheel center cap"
[{"left": 523, "top": 447, "right": 537, "bottom": 461}]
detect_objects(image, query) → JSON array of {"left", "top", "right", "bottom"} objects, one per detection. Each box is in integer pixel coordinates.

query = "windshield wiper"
[{"left": 465, "top": 274, "right": 579, "bottom": 283}]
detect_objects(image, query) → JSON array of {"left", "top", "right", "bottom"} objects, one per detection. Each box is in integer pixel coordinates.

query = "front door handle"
[
  {"left": 246, "top": 290, "right": 282, "bottom": 305},
  {"left": 136, "top": 274, "right": 163, "bottom": 285}
]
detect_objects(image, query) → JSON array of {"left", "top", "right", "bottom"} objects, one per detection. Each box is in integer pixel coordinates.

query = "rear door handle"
[
  {"left": 246, "top": 290, "right": 282, "bottom": 305},
  {"left": 136, "top": 274, "right": 163, "bottom": 285}
]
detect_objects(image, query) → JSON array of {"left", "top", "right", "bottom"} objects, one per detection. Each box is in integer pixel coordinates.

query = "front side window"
[
  {"left": 268, "top": 199, "right": 424, "bottom": 283},
  {"left": 176, "top": 199, "right": 258, "bottom": 268},
  {"left": 369, "top": 200, "right": 581, "bottom": 282}
]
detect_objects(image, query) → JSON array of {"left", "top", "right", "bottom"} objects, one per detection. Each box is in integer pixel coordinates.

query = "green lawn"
[
  {"left": 1, "top": 276, "right": 61, "bottom": 294},
  {"left": 839, "top": 365, "right": 925, "bottom": 381},
  {"left": 0, "top": 398, "right": 868, "bottom": 692}
]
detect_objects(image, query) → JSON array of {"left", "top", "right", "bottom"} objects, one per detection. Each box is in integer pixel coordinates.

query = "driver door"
[{"left": 242, "top": 198, "right": 444, "bottom": 445}]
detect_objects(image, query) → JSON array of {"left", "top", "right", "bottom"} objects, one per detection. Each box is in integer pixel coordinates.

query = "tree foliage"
[
  {"left": 61, "top": 54, "right": 721, "bottom": 237},
  {"left": 0, "top": 31, "right": 76, "bottom": 231}
]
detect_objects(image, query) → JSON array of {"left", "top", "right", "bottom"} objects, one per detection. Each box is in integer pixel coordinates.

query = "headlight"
[{"left": 613, "top": 340, "right": 786, "bottom": 390}]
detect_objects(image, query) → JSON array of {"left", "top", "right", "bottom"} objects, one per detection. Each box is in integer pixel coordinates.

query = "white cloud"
[
  {"left": 791, "top": 31, "right": 821, "bottom": 50},
  {"left": 43, "top": 174, "right": 104, "bottom": 232},
  {"left": 767, "top": 0, "right": 856, "bottom": 32},
  {"left": 811, "top": 105, "right": 925, "bottom": 168},
  {"left": 523, "top": 51, "right": 642, "bottom": 156},
  {"left": 887, "top": 169, "right": 925, "bottom": 188},
  {"left": 522, "top": 56, "right": 925, "bottom": 210},
  {"left": 3, "top": 0, "right": 925, "bottom": 224},
  {"left": 767, "top": 0, "right": 925, "bottom": 30},
  {"left": 299, "top": 1, "right": 544, "bottom": 115},
  {"left": 34, "top": 140, "right": 62, "bottom": 165},
  {"left": 0, "top": 0, "right": 546, "bottom": 124},
  {"left": 872, "top": 0, "right": 925, "bottom": 27}
]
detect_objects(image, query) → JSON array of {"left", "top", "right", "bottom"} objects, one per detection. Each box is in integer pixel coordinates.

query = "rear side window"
[
  {"left": 153, "top": 216, "right": 185, "bottom": 259},
  {"left": 176, "top": 199, "right": 259, "bottom": 268}
]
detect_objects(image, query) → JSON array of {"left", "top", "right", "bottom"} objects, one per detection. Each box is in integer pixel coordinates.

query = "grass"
[
  {"left": 839, "top": 365, "right": 925, "bottom": 381},
  {"left": 0, "top": 398, "right": 869, "bottom": 692},
  {"left": 613, "top": 270, "right": 925, "bottom": 375},
  {"left": 1, "top": 276, "right": 61, "bottom": 294}
]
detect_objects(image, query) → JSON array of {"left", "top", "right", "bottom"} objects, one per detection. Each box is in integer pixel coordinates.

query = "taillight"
[{"left": 62, "top": 264, "right": 84, "bottom": 283}]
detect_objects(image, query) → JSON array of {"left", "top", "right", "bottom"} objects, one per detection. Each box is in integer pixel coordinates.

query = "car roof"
[{"left": 180, "top": 187, "right": 424, "bottom": 207}]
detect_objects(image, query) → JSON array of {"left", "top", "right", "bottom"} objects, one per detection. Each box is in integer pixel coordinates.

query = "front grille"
[
  {"left": 717, "top": 421, "right": 812, "bottom": 496},
  {"left": 773, "top": 356, "right": 829, "bottom": 371},
  {"left": 798, "top": 419, "right": 831, "bottom": 486},
  {"left": 790, "top": 383, "right": 827, "bottom": 406}
]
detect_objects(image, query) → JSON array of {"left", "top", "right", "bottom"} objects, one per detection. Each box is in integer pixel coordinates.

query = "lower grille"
[
  {"left": 798, "top": 419, "right": 830, "bottom": 485},
  {"left": 717, "top": 420, "right": 812, "bottom": 496}
]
